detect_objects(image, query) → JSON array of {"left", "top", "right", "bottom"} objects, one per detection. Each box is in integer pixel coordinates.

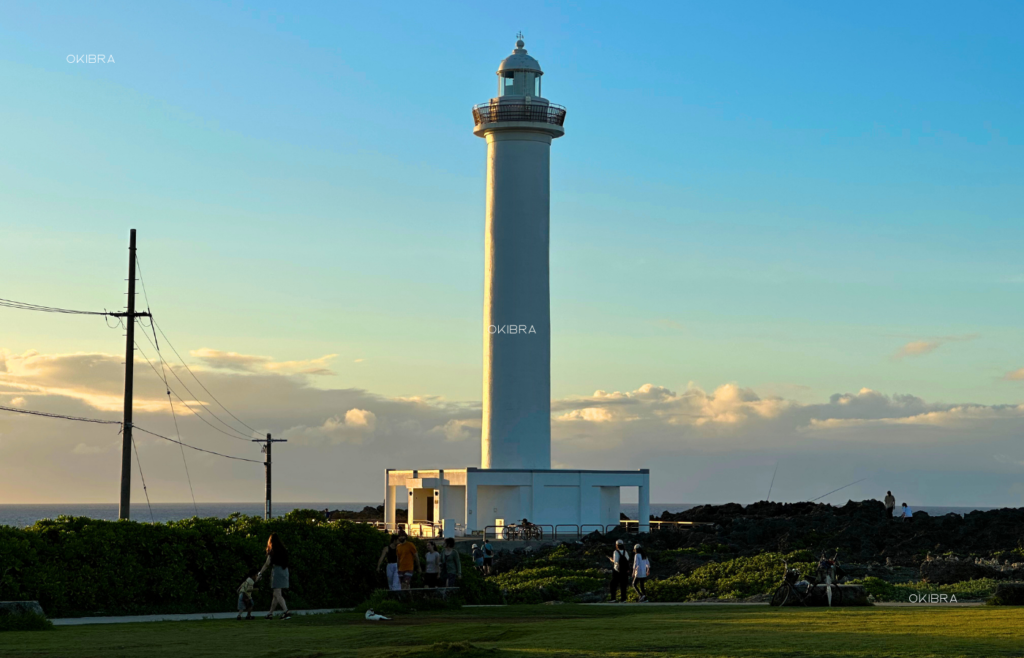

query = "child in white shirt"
[{"left": 632, "top": 544, "right": 651, "bottom": 602}]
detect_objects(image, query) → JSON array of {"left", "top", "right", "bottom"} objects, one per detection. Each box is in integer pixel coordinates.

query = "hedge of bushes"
[
  {"left": 0, "top": 510, "right": 496, "bottom": 618},
  {"left": 645, "top": 551, "right": 816, "bottom": 601},
  {"left": 489, "top": 544, "right": 818, "bottom": 603},
  {"left": 849, "top": 576, "right": 999, "bottom": 602}
]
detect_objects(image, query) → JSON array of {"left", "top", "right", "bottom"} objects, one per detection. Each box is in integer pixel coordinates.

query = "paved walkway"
[
  {"left": 50, "top": 600, "right": 986, "bottom": 625},
  {"left": 52, "top": 608, "right": 347, "bottom": 626}
]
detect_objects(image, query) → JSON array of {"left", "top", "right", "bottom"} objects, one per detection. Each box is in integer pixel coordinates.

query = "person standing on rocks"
[
  {"left": 884, "top": 491, "right": 896, "bottom": 518},
  {"left": 607, "top": 539, "right": 630, "bottom": 603}
]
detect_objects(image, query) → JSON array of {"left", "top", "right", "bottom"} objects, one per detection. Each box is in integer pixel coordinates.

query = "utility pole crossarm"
[
  {"left": 109, "top": 311, "right": 151, "bottom": 318},
  {"left": 253, "top": 433, "right": 287, "bottom": 520}
]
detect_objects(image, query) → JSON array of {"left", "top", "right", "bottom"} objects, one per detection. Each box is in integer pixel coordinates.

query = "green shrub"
[
  {"left": 491, "top": 565, "right": 606, "bottom": 604},
  {"left": 407, "top": 642, "right": 487, "bottom": 657},
  {"left": 647, "top": 551, "right": 816, "bottom": 602},
  {"left": 987, "top": 583, "right": 1024, "bottom": 606},
  {"left": 355, "top": 588, "right": 463, "bottom": 616},
  {"left": 849, "top": 576, "right": 999, "bottom": 602},
  {"left": 0, "top": 613, "right": 53, "bottom": 632},
  {"left": 658, "top": 543, "right": 733, "bottom": 560},
  {"left": 0, "top": 513, "right": 395, "bottom": 617}
]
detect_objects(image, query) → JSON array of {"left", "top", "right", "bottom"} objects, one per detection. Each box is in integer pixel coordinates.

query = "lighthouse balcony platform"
[{"left": 472, "top": 101, "right": 566, "bottom": 127}]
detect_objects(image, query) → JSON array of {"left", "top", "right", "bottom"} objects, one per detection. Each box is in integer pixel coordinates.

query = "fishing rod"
[
  {"left": 810, "top": 478, "right": 867, "bottom": 502},
  {"left": 766, "top": 461, "right": 779, "bottom": 501}
]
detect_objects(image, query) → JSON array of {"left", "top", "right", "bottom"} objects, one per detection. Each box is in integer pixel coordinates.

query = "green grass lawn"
[{"left": 2, "top": 605, "right": 1022, "bottom": 658}]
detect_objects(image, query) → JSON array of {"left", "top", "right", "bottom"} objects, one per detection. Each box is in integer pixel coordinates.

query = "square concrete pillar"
[
  {"left": 385, "top": 479, "right": 397, "bottom": 532},
  {"left": 638, "top": 472, "right": 650, "bottom": 534},
  {"left": 465, "top": 479, "right": 478, "bottom": 533}
]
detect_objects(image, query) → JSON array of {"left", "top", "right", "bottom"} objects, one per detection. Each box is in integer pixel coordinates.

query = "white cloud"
[
  {"left": 558, "top": 407, "right": 617, "bottom": 422},
  {"left": 189, "top": 348, "right": 337, "bottom": 376},
  {"left": 892, "top": 335, "right": 979, "bottom": 360},
  {"left": 283, "top": 409, "right": 379, "bottom": 445},
  {"left": 1005, "top": 368, "right": 1024, "bottom": 381},
  {"left": 2, "top": 348, "right": 1024, "bottom": 506},
  {"left": 894, "top": 340, "right": 941, "bottom": 359},
  {"left": 72, "top": 442, "right": 112, "bottom": 455},
  {"left": 431, "top": 418, "right": 480, "bottom": 442}
]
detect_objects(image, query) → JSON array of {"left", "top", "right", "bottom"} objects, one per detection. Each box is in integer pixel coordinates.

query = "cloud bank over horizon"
[{"left": 1, "top": 347, "right": 1023, "bottom": 508}]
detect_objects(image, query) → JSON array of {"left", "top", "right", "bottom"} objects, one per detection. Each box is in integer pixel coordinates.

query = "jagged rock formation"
[{"left": 659, "top": 500, "right": 1024, "bottom": 565}]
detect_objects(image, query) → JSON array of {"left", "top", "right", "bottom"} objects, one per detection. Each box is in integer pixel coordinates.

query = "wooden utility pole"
[
  {"left": 253, "top": 433, "right": 287, "bottom": 519},
  {"left": 112, "top": 229, "right": 150, "bottom": 521}
]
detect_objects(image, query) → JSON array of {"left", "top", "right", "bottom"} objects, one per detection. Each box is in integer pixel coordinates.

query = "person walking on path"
[
  {"left": 376, "top": 534, "right": 401, "bottom": 591},
  {"left": 441, "top": 537, "right": 462, "bottom": 588},
  {"left": 884, "top": 491, "right": 896, "bottom": 518},
  {"left": 607, "top": 539, "right": 630, "bottom": 603},
  {"left": 396, "top": 534, "right": 420, "bottom": 590},
  {"left": 900, "top": 502, "right": 913, "bottom": 521},
  {"left": 472, "top": 544, "right": 485, "bottom": 572},
  {"left": 482, "top": 539, "right": 495, "bottom": 575},
  {"left": 424, "top": 541, "right": 441, "bottom": 587},
  {"left": 631, "top": 543, "right": 650, "bottom": 602},
  {"left": 256, "top": 533, "right": 292, "bottom": 620}
]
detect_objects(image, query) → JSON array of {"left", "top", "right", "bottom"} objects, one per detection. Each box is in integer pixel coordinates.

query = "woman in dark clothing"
[
  {"left": 441, "top": 537, "right": 462, "bottom": 587},
  {"left": 376, "top": 534, "right": 400, "bottom": 590},
  {"left": 257, "top": 533, "right": 292, "bottom": 620}
]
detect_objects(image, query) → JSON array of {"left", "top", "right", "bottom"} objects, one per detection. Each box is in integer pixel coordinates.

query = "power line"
[
  {"left": 135, "top": 255, "right": 154, "bottom": 316},
  {"left": 133, "top": 425, "right": 264, "bottom": 464},
  {"left": 0, "top": 296, "right": 112, "bottom": 316},
  {"left": 149, "top": 331, "right": 199, "bottom": 515},
  {"left": 131, "top": 435, "right": 156, "bottom": 523},
  {"left": 0, "top": 405, "right": 122, "bottom": 425},
  {"left": 153, "top": 319, "right": 262, "bottom": 435},
  {"left": 0, "top": 405, "right": 260, "bottom": 464},
  {"left": 134, "top": 259, "right": 200, "bottom": 514},
  {"left": 132, "top": 260, "right": 257, "bottom": 442},
  {"left": 168, "top": 393, "right": 199, "bottom": 516},
  {"left": 134, "top": 339, "right": 257, "bottom": 442}
]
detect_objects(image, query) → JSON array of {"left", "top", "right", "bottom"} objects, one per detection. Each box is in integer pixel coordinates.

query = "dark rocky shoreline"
[
  {"left": 659, "top": 500, "right": 1023, "bottom": 560},
  {"left": 652, "top": 499, "right": 1024, "bottom": 582}
]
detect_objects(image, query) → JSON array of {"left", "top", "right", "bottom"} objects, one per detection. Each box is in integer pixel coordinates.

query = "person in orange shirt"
[{"left": 396, "top": 535, "right": 421, "bottom": 590}]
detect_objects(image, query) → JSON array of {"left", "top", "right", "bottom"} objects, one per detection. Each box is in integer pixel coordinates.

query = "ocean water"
[
  {"left": 621, "top": 504, "right": 1000, "bottom": 519},
  {"left": 0, "top": 502, "right": 1001, "bottom": 528}
]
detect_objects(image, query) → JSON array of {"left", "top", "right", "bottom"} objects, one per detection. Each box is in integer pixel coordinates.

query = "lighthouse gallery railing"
[{"left": 472, "top": 102, "right": 566, "bottom": 127}]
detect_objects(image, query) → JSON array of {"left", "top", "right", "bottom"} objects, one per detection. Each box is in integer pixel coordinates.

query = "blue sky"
[{"left": 1, "top": 2, "right": 1023, "bottom": 504}]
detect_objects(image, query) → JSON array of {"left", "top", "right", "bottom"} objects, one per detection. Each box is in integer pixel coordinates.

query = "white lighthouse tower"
[
  {"left": 474, "top": 36, "right": 565, "bottom": 471},
  {"left": 384, "top": 38, "right": 650, "bottom": 538}
]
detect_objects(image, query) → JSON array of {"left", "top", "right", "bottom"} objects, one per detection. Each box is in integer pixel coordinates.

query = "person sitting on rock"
[{"left": 900, "top": 502, "right": 913, "bottom": 520}]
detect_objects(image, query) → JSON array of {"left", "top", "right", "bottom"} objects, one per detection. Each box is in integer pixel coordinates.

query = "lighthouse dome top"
[{"left": 497, "top": 37, "right": 543, "bottom": 75}]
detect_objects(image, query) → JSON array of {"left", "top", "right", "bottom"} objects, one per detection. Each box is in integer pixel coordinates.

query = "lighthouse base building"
[
  {"left": 384, "top": 38, "right": 651, "bottom": 537},
  {"left": 385, "top": 467, "right": 650, "bottom": 536}
]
